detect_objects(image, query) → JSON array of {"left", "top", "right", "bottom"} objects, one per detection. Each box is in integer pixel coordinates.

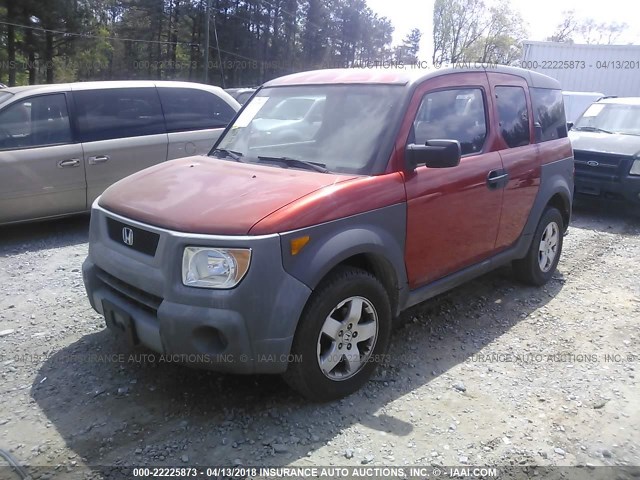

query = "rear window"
[
  {"left": 495, "top": 86, "right": 530, "bottom": 148},
  {"left": 158, "top": 87, "right": 236, "bottom": 132},
  {"left": 531, "top": 88, "right": 568, "bottom": 142},
  {"left": 75, "top": 88, "right": 165, "bottom": 142}
]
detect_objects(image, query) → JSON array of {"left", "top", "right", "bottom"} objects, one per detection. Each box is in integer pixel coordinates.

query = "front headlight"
[
  {"left": 182, "top": 247, "right": 251, "bottom": 289},
  {"left": 630, "top": 159, "right": 640, "bottom": 176}
]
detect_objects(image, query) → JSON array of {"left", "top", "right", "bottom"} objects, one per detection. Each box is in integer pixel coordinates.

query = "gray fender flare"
[
  {"left": 279, "top": 204, "right": 409, "bottom": 314},
  {"left": 520, "top": 159, "right": 574, "bottom": 254}
]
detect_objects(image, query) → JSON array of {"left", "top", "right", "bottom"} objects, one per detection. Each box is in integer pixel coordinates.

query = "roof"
[
  {"left": 598, "top": 97, "right": 640, "bottom": 105},
  {"left": 523, "top": 40, "right": 640, "bottom": 50},
  {"left": 2, "top": 85, "right": 43, "bottom": 94},
  {"left": 225, "top": 87, "right": 257, "bottom": 93},
  {"left": 563, "top": 91, "right": 605, "bottom": 96},
  {"left": 263, "top": 65, "right": 561, "bottom": 89},
  {"left": 2, "top": 80, "right": 226, "bottom": 95},
  {"left": 0, "top": 80, "right": 239, "bottom": 108}
]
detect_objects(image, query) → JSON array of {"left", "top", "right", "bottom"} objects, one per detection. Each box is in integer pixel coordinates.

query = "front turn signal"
[{"left": 290, "top": 236, "right": 310, "bottom": 256}]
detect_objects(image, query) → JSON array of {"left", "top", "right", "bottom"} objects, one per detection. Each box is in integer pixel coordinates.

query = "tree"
[
  {"left": 464, "top": 1, "right": 526, "bottom": 64},
  {"left": 5, "top": 0, "right": 16, "bottom": 86},
  {"left": 0, "top": 0, "right": 398, "bottom": 86},
  {"left": 432, "top": 0, "right": 526, "bottom": 66},
  {"left": 547, "top": 11, "right": 628, "bottom": 44},
  {"left": 432, "top": 0, "right": 487, "bottom": 66},
  {"left": 394, "top": 27, "right": 421, "bottom": 64},
  {"left": 547, "top": 10, "right": 577, "bottom": 43},
  {"left": 579, "top": 20, "right": 627, "bottom": 45}
]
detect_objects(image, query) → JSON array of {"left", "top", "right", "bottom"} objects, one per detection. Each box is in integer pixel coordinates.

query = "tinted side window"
[
  {"left": 158, "top": 88, "right": 236, "bottom": 132},
  {"left": 413, "top": 88, "right": 487, "bottom": 155},
  {"left": 531, "top": 88, "right": 568, "bottom": 142},
  {"left": 0, "top": 93, "right": 72, "bottom": 150},
  {"left": 495, "top": 86, "right": 530, "bottom": 148},
  {"left": 75, "top": 88, "right": 165, "bottom": 142},
  {"left": 235, "top": 91, "right": 253, "bottom": 105}
]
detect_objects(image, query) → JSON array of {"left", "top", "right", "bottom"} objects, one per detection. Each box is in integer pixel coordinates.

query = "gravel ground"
[{"left": 0, "top": 200, "right": 639, "bottom": 479}]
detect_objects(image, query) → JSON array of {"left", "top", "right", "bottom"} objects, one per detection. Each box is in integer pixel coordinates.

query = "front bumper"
[
  {"left": 82, "top": 204, "right": 312, "bottom": 374},
  {"left": 574, "top": 174, "right": 640, "bottom": 206}
]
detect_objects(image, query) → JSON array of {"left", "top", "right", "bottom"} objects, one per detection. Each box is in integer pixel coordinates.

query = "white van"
[
  {"left": 0, "top": 81, "right": 239, "bottom": 225},
  {"left": 562, "top": 91, "right": 605, "bottom": 124}
]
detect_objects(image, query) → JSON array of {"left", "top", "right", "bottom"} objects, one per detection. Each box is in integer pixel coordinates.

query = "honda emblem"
[{"left": 122, "top": 227, "right": 134, "bottom": 246}]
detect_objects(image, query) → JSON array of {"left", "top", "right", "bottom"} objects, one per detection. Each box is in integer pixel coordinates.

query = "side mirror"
[
  {"left": 566, "top": 121, "right": 574, "bottom": 131},
  {"left": 405, "top": 139, "right": 461, "bottom": 170}
]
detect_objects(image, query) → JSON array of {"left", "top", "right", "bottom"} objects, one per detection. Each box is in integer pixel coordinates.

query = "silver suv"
[{"left": 0, "top": 81, "right": 239, "bottom": 225}]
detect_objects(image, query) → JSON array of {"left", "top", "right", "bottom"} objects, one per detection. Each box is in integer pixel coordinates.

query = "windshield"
[
  {"left": 574, "top": 103, "right": 640, "bottom": 136},
  {"left": 212, "top": 85, "right": 404, "bottom": 174},
  {"left": 264, "top": 97, "right": 319, "bottom": 120}
]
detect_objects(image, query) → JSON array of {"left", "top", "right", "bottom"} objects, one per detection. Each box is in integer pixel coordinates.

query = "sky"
[{"left": 366, "top": 0, "right": 640, "bottom": 61}]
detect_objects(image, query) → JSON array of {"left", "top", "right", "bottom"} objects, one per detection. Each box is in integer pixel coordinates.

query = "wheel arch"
[
  {"left": 547, "top": 191, "right": 571, "bottom": 232},
  {"left": 279, "top": 205, "right": 409, "bottom": 318},
  {"left": 323, "top": 252, "right": 402, "bottom": 318},
  {"left": 524, "top": 160, "right": 574, "bottom": 239}
]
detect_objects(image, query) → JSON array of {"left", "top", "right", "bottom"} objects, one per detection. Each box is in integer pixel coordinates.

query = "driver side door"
[
  {"left": 403, "top": 73, "right": 505, "bottom": 287},
  {"left": 0, "top": 93, "right": 86, "bottom": 224}
]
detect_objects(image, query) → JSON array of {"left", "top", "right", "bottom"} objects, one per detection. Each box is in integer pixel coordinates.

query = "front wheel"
[
  {"left": 282, "top": 267, "right": 391, "bottom": 401},
  {"left": 513, "top": 207, "right": 564, "bottom": 286}
]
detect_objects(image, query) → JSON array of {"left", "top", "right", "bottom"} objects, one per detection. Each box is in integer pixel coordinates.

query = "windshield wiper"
[
  {"left": 211, "top": 148, "right": 244, "bottom": 161},
  {"left": 257, "top": 156, "right": 328, "bottom": 173},
  {"left": 573, "top": 126, "right": 614, "bottom": 134}
]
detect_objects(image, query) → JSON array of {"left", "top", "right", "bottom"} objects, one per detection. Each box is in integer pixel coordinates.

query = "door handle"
[
  {"left": 88, "top": 155, "right": 110, "bottom": 165},
  {"left": 487, "top": 169, "right": 509, "bottom": 189},
  {"left": 58, "top": 158, "right": 80, "bottom": 168}
]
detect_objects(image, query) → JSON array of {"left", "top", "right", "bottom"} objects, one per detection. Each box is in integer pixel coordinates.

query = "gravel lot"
[{"left": 0, "top": 200, "right": 639, "bottom": 479}]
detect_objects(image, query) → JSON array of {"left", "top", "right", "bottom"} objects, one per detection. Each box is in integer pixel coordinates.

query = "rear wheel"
[
  {"left": 282, "top": 267, "right": 391, "bottom": 401},
  {"left": 513, "top": 207, "right": 564, "bottom": 286}
]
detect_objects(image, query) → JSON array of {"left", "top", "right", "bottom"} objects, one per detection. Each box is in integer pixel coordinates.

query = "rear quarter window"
[
  {"left": 531, "top": 88, "right": 568, "bottom": 142},
  {"left": 158, "top": 87, "right": 236, "bottom": 132},
  {"left": 75, "top": 88, "right": 165, "bottom": 142}
]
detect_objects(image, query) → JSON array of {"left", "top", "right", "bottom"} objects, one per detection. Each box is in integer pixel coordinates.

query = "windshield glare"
[
  {"left": 574, "top": 103, "right": 640, "bottom": 135},
  {"left": 214, "top": 85, "right": 403, "bottom": 174},
  {"left": 265, "top": 97, "right": 319, "bottom": 120}
]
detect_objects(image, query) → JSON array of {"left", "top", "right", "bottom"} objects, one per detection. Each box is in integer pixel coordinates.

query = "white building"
[{"left": 521, "top": 41, "right": 640, "bottom": 97}]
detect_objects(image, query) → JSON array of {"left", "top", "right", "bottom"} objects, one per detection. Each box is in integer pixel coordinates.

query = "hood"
[
  {"left": 99, "top": 156, "right": 357, "bottom": 235},
  {"left": 569, "top": 130, "right": 640, "bottom": 157}
]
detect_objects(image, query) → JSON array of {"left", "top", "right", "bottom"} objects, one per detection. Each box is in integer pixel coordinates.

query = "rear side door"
[
  {"left": 72, "top": 87, "right": 168, "bottom": 206},
  {"left": 157, "top": 87, "right": 237, "bottom": 160},
  {"left": 403, "top": 73, "right": 505, "bottom": 287},
  {"left": 0, "top": 92, "right": 86, "bottom": 224},
  {"left": 487, "top": 74, "right": 540, "bottom": 250}
]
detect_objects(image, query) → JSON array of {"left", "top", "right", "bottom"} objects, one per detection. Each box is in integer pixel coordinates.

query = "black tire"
[
  {"left": 513, "top": 207, "right": 564, "bottom": 286},
  {"left": 282, "top": 266, "right": 391, "bottom": 402}
]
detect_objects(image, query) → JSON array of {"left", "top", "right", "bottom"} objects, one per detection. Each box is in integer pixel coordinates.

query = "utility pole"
[
  {"left": 203, "top": 0, "right": 210, "bottom": 83},
  {"left": 212, "top": 12, "right": 225, "bottom": 88}
]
